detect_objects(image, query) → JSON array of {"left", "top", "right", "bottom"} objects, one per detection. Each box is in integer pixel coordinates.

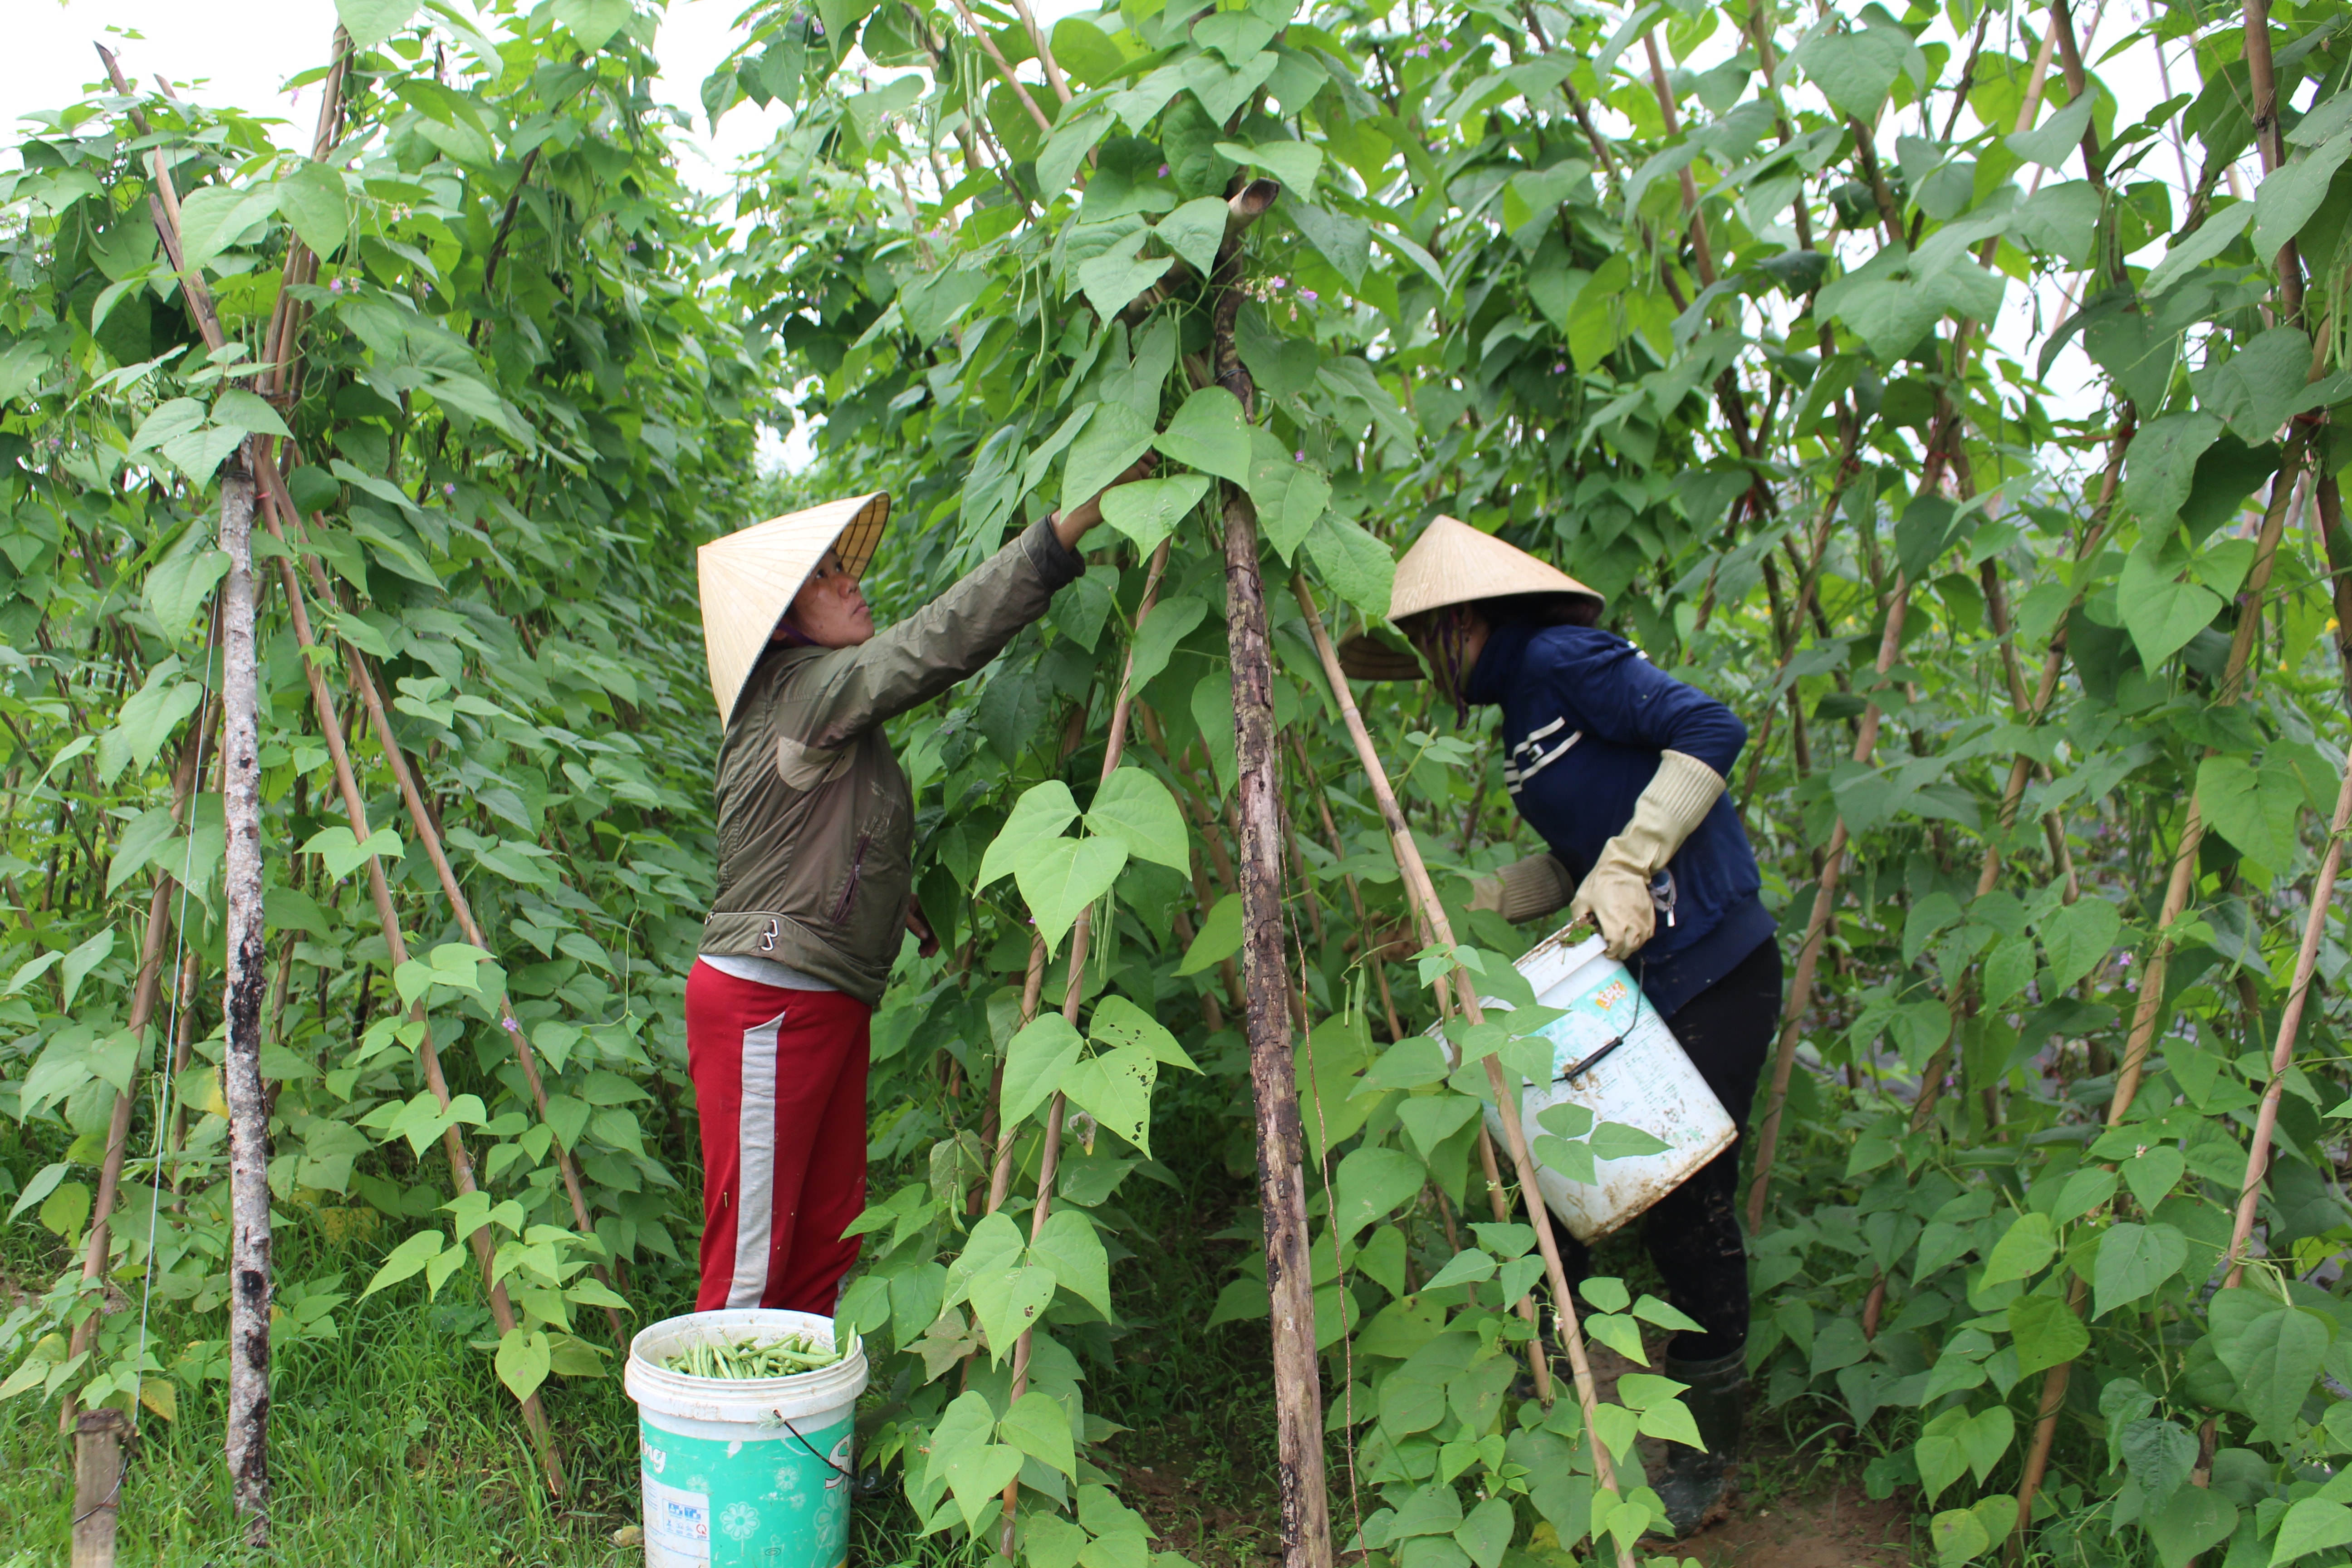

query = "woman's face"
[
  {"left": 1403, "top": 605, "right": 1491, "bottom": 703},
  {"left": 779, "top": 548, "right": 875, "bottom": 647}
]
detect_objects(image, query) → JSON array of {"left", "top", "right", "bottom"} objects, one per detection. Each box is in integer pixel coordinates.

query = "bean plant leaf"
[
  {"left": 1178, "top": 893, "right": 1243, "bottom": 975},
  {"left": 2121, "top": 1418, "right": 2197, "bottom": 1515},
  {"left": 2269, "top": 1498, "right": 2352, "bottom": 1567},
  {"left": 553, "top": 0, "right": 632, "bottom": 50},
  {"left": 2197, "top": 755, "right": 2305, "bottom": 867},
  {"left": 2216, "top": 1298, "right": 2329, "bottom": 1439},
  {"left": 1152, "top": 387, "right": 1251, "bottom": 484},
  {"left": 1332, "top": 1145, "right": 1424, "bottom": 1249},
  {"left": 1000, "top": 1015, "right": 1083, "bottom": 1127},
  {"left": 1980, "top": 1211, "right": 2056, "bottom": 1287},
  {"left": 1061, "top": 402, "right": 1158, "bottom": 516},
  {"left": 147, "top": 548, "right": 230, "bottom": 638},
  {"left": 1058, "top": 1044, "right": 1157, "bottom": 1155},
  {"left": 999, "top": 1389, "right": 1077, "bottom": 1478},
  {"left": 2008, "top": 1293, "right": 2090, "bottom": 1377},
  {"left": 494, "top": 1328, "right": 551, "bottom": 1402},
  {"left": 1100, "top": 473, "right": 1213, "bottom": 554},
  {"left": 2094, "top": 1223, "right": 2189, "bottom": 1318},
  {"left": 1085, "top": 768, "right": 1190, "bottom": 872},
  {"left": 977, "top": 782, "right": 1080, "bottom": 889},
  {"left": 336, "top": 0, "right": 423, "bottom": 48},
  {"left": 2039, "top": 900, "right": 2122, "bottom": 990},
  {"left": 1029, "top": 1209, "right": 1112, "bottom": 1316},
  {"left": 276, "top": 162, "right": 351, "bottom": 259}
]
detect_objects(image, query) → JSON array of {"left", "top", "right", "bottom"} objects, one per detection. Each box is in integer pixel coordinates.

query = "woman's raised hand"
[{"left": 1054, "top": 453, "right": 1158, "bottom": 551}]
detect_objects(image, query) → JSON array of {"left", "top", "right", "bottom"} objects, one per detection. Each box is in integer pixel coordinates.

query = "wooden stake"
[
  {"left": 1228, "top": 495, "right": 1333, "bottom": 1568},
  {"left": 1191, "top": 173, "right": 1333, "bottom": 1568},
  {"left": 70, "top": 1407, "right": 132, "bottom": 1568},
  {"left": 216, "top": 461, "right": 271, "bottom": 1544}
]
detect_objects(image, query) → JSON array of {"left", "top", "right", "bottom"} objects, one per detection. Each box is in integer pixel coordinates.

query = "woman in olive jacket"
[{"left": 689, "top": 470, "right": 1143, "bottom": 1317}]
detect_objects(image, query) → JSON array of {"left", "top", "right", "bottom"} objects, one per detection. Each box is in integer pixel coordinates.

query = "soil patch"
[
  {"left": 1677, "top": 1485, "right": 1911, "bottom": 1568},
  {"left": 1103, "top": 1449, "right": 1280, "bottom": 1568}
]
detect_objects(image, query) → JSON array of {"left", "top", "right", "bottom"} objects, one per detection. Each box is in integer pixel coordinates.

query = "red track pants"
[{"left": 685, "top": 960, "right": 872, "bottom": 1315}]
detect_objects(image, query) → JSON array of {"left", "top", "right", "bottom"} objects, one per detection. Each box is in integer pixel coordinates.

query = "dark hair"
[{"left": 1480, "top": 592, "right": 1603, "bottom": 629}]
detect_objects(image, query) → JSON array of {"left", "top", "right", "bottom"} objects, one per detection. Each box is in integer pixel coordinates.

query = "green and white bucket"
[{"left": 624, "top": 1309, "right": 869, "bottom": 1568}]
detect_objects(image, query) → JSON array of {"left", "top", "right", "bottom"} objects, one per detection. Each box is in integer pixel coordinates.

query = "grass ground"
[
  {"left": 1, "top": 1279, "right": 1908, "bottom": 1568},
  {"left": 1, "top": 1106, "right": 1903, "bottom": 1567},
  {"left": 0, "top": 1099, "right": 1287, "bottom": 1567}
]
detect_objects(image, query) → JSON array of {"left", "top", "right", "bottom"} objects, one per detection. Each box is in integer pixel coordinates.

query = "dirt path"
[
  {"left": 1582, "top": 1340, "right": 1913, "bottom": 1568},
  {"left": 1679, "top": 1485, "right": 1911, "bottom": 1568}
]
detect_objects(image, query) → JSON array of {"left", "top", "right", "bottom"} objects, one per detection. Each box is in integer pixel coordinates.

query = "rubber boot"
[{"left": 1651, "top": 1347, "right": 1744, "bottom": 1536}]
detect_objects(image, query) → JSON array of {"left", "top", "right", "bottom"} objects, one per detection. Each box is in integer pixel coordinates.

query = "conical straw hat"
[
  {"left": 1388, "top": 514, "right": 1599, "bottom": 621},
  {"left": 698, "top": 492, "right": 890, "bottom": 725}
]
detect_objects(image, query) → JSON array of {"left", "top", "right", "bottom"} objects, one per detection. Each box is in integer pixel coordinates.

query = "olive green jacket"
[{"left": 700, "top": 519, "right": 1085, "bottom": 1003}]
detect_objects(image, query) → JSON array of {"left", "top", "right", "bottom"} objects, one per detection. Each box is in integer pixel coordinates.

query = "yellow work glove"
[
  {"left": 1468, "top": 854, "right": 1576, "bottom": 923},
  {"left": 1568, "top": 750, "right": 1727, "bottom": 960}
]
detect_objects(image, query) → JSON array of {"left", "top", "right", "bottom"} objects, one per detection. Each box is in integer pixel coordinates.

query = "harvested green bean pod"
[{"left": 662, "top": 1328, "right": 845, "bottom": 1379}]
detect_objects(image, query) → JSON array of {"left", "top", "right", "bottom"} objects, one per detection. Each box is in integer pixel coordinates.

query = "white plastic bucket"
[
  {"left": 623, "top": 1309, "right": 869, "bottom": 1568},
  {"left": 1476, "top": 926, "right": 1736, "bottom": 1242}
]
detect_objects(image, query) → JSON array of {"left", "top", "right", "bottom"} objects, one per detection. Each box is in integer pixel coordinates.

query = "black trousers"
[{"left": 1562, "top": 937, "right": 1783, "bottom": 1362}]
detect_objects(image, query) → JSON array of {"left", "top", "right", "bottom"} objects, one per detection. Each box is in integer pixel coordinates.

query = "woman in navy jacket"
[{"left": 1348, "top": 516, "right": 1783, "bottom": 1535}]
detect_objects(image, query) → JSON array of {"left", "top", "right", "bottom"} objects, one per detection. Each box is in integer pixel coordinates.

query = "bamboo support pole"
[
  {"left": 1639, "top": 32, "right": 1716, "bottom": 287},
  {"left": 2222, "top": 750, "right": 2352, "bottom": 1287},
  {"left": 259, "top": 478, "right": 627, "bottom": 1350},
  {"left": 1004, "top": 0, "right": 1071, "bottom": 105},
  {"left": 1292, "top": 575, "right": 1628, "bottom": 1563},
  {"left": 1744, "top": 574, "right": 1911, "bottom": 1228},
  {"left": 285, "top": 564, "right": 565, "bottom": 1490},
  {"left": 2008, "top": 446, "right": 2309, "bottom": 1549},
  {"left": 943, "top": 0, "right": 1054, "bottom": 134},
  {"left": 998, "top": 538, "right": 1172, "bottom": 1544},
  {"left": 107, "top": 35, "right": 618, "bottom": 1394}
]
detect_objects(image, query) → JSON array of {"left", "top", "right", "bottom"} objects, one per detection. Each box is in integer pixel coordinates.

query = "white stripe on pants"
[{"left": 726, "top": 1008, "right": 787, "bottom": 1308}]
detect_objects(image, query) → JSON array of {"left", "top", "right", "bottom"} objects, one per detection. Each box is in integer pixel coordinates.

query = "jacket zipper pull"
[{"left": 760, "top": 918, "right": 778, "bottom": 953}]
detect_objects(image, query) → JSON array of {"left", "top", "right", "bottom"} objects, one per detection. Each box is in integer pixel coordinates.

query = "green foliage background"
[{"left": 10, "top": 0, "right": 2352, "bottom": 1563}]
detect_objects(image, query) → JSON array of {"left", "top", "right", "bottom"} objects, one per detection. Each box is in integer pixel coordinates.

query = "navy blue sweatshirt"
[{"left": 1465, "top": 620, "right": 1774, "bottom": 1018}]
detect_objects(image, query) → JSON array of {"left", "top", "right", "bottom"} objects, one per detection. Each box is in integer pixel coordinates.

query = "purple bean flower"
[
  {"left": 1158, "top": 164, "right": 1171, "bottom": 176},
  {"left": 328, "top": 277, "right": 345, "bottom": 294},
  {"left": 442, "top": 482, "right": 456, "bottom": 497},
  {"left": 1298, "top": 288, "right": 1318, "bottom": 302}
]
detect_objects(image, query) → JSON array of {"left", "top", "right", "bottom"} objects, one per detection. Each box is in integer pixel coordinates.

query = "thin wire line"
[{"left": 129, "top": 587, "right": 221, "bottom": 1416}]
